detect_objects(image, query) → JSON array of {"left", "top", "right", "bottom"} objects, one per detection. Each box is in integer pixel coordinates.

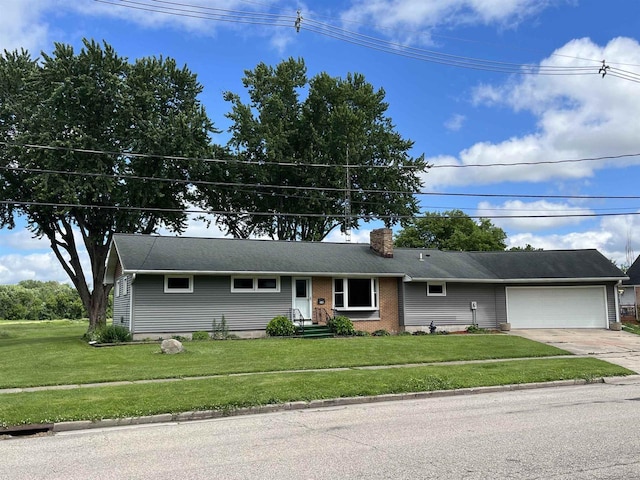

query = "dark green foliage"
[
  {"left": 0, "top": 39, "right": 218, "bottom": 331},
  {"left": 266, "top": 316, "right": 296, "bottom": 337},
  {"left": 412, "top": 330, "right": 429, "bottom": 336},
  {"left": 372, "top": 329, "right": 391, "bottom": 336},
  {"left": 211, "top": 316, "right": 230, "bottom": 340},
  {"left": 191, "top": 331, "right": 210, "bottom": 341},
  {"left": 327, "top": 315, "right": 355, "bottom": 336},
  {"left": 0, "top": 281, "right": 86, "bottom": 320},
  {"left": 466, "top": 325, "right": 486, "bottom": 334},
  {"left": 203, "top": 57, "right": 426, "bottom": 241},
  {"left": 395, "top": 209, "right": 507, "bottom": 251},
  {"left": 398, "top": 331, "right": 413, "bottom": 336},
  {"left": 354, "top": 330, "right": 371, "bottom": 337},
  {"left": 91, "top": 325, "right": 132, "bottom": 343}
]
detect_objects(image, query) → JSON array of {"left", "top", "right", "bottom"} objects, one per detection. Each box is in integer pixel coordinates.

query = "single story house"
[
  {"left": 104, "top": 229, "right": 627, "bottom": 339},
  {"left": 620, "top": 255, "right": 640, "bottom": 320}
]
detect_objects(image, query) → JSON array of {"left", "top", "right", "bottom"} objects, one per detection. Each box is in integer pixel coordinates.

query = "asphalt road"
[{"left": 2, "top": 379, "right": 640, "bottom": 480}]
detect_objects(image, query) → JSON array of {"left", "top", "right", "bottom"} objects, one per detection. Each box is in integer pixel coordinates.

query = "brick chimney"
[{"left": 370, "top": 228, "right": 393, "bottom": 258}]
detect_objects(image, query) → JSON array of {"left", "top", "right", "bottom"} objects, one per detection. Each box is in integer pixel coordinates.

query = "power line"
[
  {"left": 94, "top": 0, "right": 640, "bottom": 82},
  {"left": 3, "top": 141, "right": 639, "bottom": 170},
  {"left": 3, "top": 199, "right": 639, "bottom": 220},
  {"left": 3, "top": 164, "right": 640, "bottom": 202}
]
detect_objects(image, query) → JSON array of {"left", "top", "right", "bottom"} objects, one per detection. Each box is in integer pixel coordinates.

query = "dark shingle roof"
[
  {"left": 624, "top": 255, "right": 640, "bottom": 285},
  {"left": 107, "top": 234, "right": 626, "bottom": 282}
]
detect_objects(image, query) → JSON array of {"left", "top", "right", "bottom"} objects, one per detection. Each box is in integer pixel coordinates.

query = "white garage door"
[{"left": 506, "top": 286, "right": 608, "bottom": 328}]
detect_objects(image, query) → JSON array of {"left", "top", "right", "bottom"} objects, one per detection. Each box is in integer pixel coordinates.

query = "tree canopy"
[
  {"left": 0, "top": 281, "right": 87, "bottom": 321},
  {"left": 0, "top": 39, "right": 217, "bottom": 330},
  {"left": 200, "top": 57, "right": 426, "bottom": 241},
  {"left": 394, "top": 210, "right": 507, "bottom": 251}
]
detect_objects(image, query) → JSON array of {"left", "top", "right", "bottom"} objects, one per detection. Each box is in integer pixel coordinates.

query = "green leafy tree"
[
  {"left": 508, "top": 244, "right": 542, "bottom": 252},
  {"left": 0, "top": 39, "right": 217, "bottom": 331},
  {"left": 395, "top": 209, "right": 507, "bottom": 251},
  {"left": 202, "top": 57, "right": 426, "bottom": 241}
]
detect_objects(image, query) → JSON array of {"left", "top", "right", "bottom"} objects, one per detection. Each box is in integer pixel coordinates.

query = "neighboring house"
[
  {"left": 621, "top": 256, "right": 640, "bottom": 320},
  {"left": 104, "top": 229, "right": 627, "bottom": 339}
]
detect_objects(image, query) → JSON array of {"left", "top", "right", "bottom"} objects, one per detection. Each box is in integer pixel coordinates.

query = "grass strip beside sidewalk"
[{"left": 0, "top": 358, "right": 630, "bottom": 427}]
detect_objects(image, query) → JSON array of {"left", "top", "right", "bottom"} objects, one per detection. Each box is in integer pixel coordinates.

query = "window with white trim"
[
  {"left": 427, "top": 282, "right": 446, "bottom": 296},
  {"left": 333, "top": 278, "right": 378, "bottom": 310},
  {"left": 231, "top": 276, "right": 280, "bottom": 293},
  {"left": 164, "top": 275, "right": 193, "bottom": 293},
  {"left": 115, "top": 279, "right": 121, "bottom": 298},
  {"left": 120, "top": 277, "right": 128, "bottom": 296}
]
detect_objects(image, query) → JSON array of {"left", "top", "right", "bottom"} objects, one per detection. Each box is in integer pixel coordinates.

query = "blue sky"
[{"left": 1, "top": 0, "right": 640, "bottom": 284}]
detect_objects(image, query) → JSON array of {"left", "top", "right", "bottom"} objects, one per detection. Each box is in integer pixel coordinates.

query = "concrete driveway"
[{"left": 510, "top": 328, "right": 640, "bottom": 373}]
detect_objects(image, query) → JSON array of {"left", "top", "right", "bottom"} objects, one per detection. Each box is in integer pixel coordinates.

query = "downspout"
[
  {"left": 614, "top": 280, "right": 622, "bottom": 327},
  {"left": 129, "top": 273, "right": 136, "bottom": 335}
]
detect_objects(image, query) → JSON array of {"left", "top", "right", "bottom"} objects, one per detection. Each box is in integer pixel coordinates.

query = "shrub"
[
  {"left": 327, "top": 315, "right": 355, "bottom": 336},
  {"left": 412, "top": 330, "right": 429, "bottom": 336},
  {"left": 354, "top": 330, "right": 371, "bottom": 337},
  {"left": 466, "top": 325, "right": 485, "bottom": 334},
  {"left": 172, "top": 335, "right": 188, "bottom": 342},
  {"left": 90, "top": 325, "right": 132, "bottom": 343},
  {"left": 372, "top": 329, "right": 390, "bottom": 336},
  {"left": 212, "top": 316, "right": 230, "bottom": 340},
  {"left": 398, "top": 331, "right": 412, "bottom": 336},
  {"left": 266, "top": 316, "right": 296, "bottom": 337},
  {"left": 192, "top": 331, "right": 210, "bottom": 341}
]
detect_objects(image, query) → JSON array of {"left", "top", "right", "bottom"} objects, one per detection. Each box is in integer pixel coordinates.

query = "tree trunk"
[{"left": 87, "top": 283, "right": 111, "bottom": 331}]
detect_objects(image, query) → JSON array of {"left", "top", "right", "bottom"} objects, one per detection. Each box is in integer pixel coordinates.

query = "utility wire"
[
  {"left": 95, "top": 0, "right": 640, "bottom": 81},
  {"left": 3, "top": 199, "right": 640, "bottom": 220},
  {"left": 3, "top": 141, "right": 639, "bottom": 170}
]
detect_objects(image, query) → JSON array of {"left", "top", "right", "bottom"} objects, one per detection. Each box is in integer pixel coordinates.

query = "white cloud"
[
  {"left": 341, "top": 0, "right": 556, "bottom": 35},
  {"left": 444, "top": 114, "right": 466, "bottom": 131},
  {"left": 0, "top": 252, "right": 70, "bottom": 285},
  {"left": 0, "top": 1, "right": 50, "bottom": 52},
  {"left": 425, "top": 37, "right": 640, "bottom": 189},
  {"left": 477, "top": 200, "right": 593, "bottom": 231},
  {"left": 1, "top": 230, "right": 51, "bottom": 252}
]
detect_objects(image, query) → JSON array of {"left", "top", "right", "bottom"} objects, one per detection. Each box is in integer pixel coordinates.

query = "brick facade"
[{"left": 311, "top": 276, "right": 401, "bottom": 333}]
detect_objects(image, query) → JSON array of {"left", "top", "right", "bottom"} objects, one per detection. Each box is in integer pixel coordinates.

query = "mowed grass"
[
  {"left": 0, "top": 320, "right": 573, "bottom": 388},
  {"left": 0, "top": 320, "right": 632, "bottom": 427},
  {"left": 0, "top": 358, "right": 629, "bottom": 427}
]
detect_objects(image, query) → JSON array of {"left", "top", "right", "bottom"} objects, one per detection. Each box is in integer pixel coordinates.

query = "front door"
[{"left": 293, "top": 277, "right": 312, "bottom": 322}]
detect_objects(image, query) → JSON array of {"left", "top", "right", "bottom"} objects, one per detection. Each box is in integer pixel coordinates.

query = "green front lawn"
[
  {"left": 0, "top": 358, "right": 628, "bottom": 427},
  {"left": 0, "top": 320, "right": 571, "bottom": 388},
  {"left": 0, "top": 320, "right": 632, "bottom": 428}
]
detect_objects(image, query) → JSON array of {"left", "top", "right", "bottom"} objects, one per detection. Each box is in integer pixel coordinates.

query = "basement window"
[{"left": 164, "top": 275, "right": 193, "bottom": 293}]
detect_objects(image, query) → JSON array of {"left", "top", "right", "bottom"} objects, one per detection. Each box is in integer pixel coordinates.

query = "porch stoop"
[{"left": 296, "top": 324, "right": 334, "bottom": 339}]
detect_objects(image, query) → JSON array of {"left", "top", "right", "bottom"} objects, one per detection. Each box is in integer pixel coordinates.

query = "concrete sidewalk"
[{"left": 510, "top": 328, "right": 640, "bottom": 373}]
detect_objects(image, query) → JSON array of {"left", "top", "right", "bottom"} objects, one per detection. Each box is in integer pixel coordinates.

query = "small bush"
[
  {"left": 266, "top": 316, "right": 296, "bottom": 337},
  {"left": 372, "top": 329, "right": 390, "bottom": 336},
  {"left": 354, "top": 330, "right": 371, "bottom": 337},
  {"left": 412, "top": 330, "right": 429, "bottom": 336},
  {"left": 212, "top": 316, "right": 230, "bottom": 340},
  {"left": 466, "top": 325, "right": 485, "bottom": 334},
  {"left": 398, "top": 331, "right": 412, "bottom": 336},
  {"left": 91, "top": 325, "right": 132, "bottom": 343},
  {"left": 327, "top": 315, "right": 355, "bottom": 336},
  {"left": 192, "top": 331, "right": 210, "bottom": 341},
  {"left": 172, "top": 335, "right": 188, "bottom": 342}
]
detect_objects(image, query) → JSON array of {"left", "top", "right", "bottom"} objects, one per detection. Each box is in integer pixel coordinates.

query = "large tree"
[
  {"left": 0, "top": 39, "right": 216, "bottom": 331},
  {"left": 394, "top": 210, "right": 507, "bottom": 251},
  {"left": 202, "top": 57, "right": 426, "bottom": 241}
]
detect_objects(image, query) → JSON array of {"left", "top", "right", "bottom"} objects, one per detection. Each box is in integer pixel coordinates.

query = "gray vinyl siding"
[
  {"left": 112, "top": 275, "right": 131, "bottom": 330},
  {"left": 403, "top": 283, "right": 501, "bottom": 329},
  {"left": 131, "top": 274, "right": 292, "bottom": 333},
  {"left": 398, "top": 278, "right": 406, "bottom": 326}
]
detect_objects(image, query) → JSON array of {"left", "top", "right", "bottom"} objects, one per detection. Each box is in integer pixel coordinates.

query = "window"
[
  {"left": 427, "top": 282, "right": 446, "bottom": 296},
  {"left": 121, "top": 277, "right": 128, "bottom": 296},
  {"left": 333, "top": 278, "right": 378, "bottom": 310},
  {"left": 164, "top": 275, "right": 193, "bottom": 293},
  {"left": 231, "top": 276, "right": 280, "bottom": 293},
  {"left": 115, "top": 279, "right": 120, "bottom": 298}
]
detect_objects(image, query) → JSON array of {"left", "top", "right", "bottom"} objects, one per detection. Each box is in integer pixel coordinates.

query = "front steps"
[{"left": 296, "top": 324, "right": 334, "bottom": 339}]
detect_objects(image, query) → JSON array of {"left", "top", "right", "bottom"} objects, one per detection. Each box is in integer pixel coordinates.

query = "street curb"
[{"left": 44, "top": 377, "right": 604, "bottom": 434}]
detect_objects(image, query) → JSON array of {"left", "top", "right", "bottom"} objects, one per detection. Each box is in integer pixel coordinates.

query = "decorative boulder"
[{"left": 161, "top": 338, "right": 184, "bottom": 354}]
